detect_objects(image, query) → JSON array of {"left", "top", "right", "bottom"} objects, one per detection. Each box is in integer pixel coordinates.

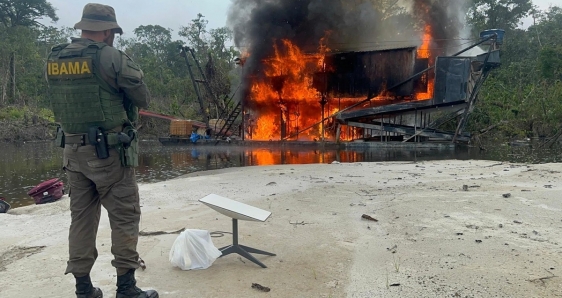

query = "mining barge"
[{"left": 154, "top": 29, "right": 504, "bottom": 147}]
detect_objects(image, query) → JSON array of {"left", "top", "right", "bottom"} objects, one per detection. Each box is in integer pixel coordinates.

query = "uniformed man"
[{"left": 45, "top": 3, "right": 158, "bottom": 298}]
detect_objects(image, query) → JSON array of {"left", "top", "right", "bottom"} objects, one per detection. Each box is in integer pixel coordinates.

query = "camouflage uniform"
[{"left": 46, "top": 3, "right": 158, "bottom": 298}]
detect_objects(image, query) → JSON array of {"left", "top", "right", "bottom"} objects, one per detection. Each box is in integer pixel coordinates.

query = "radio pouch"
[{"left": 119, "top": 126, "right": 138, "bottom": 167}]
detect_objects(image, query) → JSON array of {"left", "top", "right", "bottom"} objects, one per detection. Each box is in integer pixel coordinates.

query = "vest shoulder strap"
[
  {"left": 50, "top": 43, "right": 70, "bottom": 58},
  {"left": 84, "top": 43, "right": 120, "bottom": 94}
]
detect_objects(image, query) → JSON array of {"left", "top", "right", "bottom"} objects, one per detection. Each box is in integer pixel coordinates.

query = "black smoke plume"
[{"left": 227, "top": 0, "right": 472, "bottom": 103}]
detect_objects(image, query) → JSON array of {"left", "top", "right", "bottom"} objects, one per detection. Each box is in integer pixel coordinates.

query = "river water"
[{"left": 1, "top": 140, "right": 561, "bottom": 208}]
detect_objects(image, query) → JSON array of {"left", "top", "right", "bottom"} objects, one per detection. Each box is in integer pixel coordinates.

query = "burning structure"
[{"left": 221, "top": 0, "right": 503, "bottom": 143}]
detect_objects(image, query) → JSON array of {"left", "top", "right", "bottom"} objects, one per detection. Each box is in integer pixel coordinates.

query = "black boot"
[
  {"left": 116, "top": 269, "right": 159, "bottom": 298},
  {"left": 75, "top": 275, "right": 103, "bottom": 298}
]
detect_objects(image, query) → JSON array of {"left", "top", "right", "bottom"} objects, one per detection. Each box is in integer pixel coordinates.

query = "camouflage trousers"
[{"left": 62, "top": 144, "right": 141, "bottom": 277}]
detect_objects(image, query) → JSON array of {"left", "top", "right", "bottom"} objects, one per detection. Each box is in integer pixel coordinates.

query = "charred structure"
[{"left": 220, "top": 0, "right": 501, "bottom": 143}]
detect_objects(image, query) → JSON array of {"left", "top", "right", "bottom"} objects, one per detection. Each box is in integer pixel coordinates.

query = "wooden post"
[{"left": 335, "top": 124, "right": 341, "bottom": 143}]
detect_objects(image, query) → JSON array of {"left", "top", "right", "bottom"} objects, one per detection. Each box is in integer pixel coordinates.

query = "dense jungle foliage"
[{"left": 0, "top": 0, "right": 560, "bottom": 142}]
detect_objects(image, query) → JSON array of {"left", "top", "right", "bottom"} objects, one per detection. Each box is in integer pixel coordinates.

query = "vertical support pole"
[
  {"left": 242, "top": 109, "right": 246, "bottom": 141},
  {"left": 232, "top": 218, "right": 238, "bottom": 246},
  {"left": 279, "top": 97, "right": 286, "bottom": 141},
  {"left": 321, "top": 101, "right": 325, "bottom": 142},
  {"left": 335, "top": 124, "right": 341, "bottom": 143},
  {"left": 414, "top": 111, "right": 418, "bottom": 143},
  {"left": 320, "top": 94, "right": 327, "bottom": 142}
]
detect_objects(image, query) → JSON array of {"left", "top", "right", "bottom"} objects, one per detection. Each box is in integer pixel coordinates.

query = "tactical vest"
[{"left": 47, "top": 42, "right": 128, "bottom": 134}]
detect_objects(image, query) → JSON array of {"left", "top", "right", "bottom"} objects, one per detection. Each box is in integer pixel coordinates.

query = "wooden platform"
[{"left": 157, "top": 138, "right": 458, "bottom": 149}]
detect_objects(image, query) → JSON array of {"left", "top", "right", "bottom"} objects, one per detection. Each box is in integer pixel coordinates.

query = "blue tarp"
[{"left": 190, "top": 132, "right": 211, "bottom": 143}]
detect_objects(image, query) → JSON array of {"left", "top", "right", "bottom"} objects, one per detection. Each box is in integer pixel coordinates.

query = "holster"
[
  {"left": 55, "top": 126, "right": 65, "bottom": 148},
  {"left": 88, "top": 126, "right": 109, "bottom": 159}
]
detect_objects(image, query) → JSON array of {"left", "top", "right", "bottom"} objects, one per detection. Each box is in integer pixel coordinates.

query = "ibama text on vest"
[{"left": 48, "top": 59, "right": 92, "bottom": 76}]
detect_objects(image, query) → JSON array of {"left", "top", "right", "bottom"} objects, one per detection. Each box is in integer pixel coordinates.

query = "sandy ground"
[{"left": 1, "top": 160, "right": 561, "bottom": 298}]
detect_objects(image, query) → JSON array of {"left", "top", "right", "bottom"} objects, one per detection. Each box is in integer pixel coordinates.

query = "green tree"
[
  {"left": 0, "top": 0, "right": 58, "bottom": 27},
  {"left": 468, "top": 0, "right": 533, "bottom": 32},
  {"left": 470, "top": 5, "right": 562, "bottom": 139},
  {"left": 0, "top": 0, "right": 58, "bottom": 105}
]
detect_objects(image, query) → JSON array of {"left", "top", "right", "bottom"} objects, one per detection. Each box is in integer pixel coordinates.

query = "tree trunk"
[{"left": 9, "top": 52, "right": 16, "bottom": 103}]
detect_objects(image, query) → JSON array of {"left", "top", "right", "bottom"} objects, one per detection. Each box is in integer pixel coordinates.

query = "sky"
[
  {"left": 39, "top": 0, "right": 559, "bottom": 40},
  {"left": 39, "top": 0, "right": 233, "bottom": 38}
]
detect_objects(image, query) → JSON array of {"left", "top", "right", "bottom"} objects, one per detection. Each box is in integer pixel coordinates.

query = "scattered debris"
[
  {"left": 138, "top": 258, "right": 146, "bottom": 270},
  {"left": 528, "top": 275, "right": 558, "bottom": 285},
  {"left": 210, "top": 231, "right": 232, "bottom": 238},
  {"left": 289, "top": 220, "right": 311, "bottom": 226},
  {"left": 139, "top": 228, "right": 185, "bottom": 236},
  {"left": 387, "top": 245, "right": 397, "bottom": 253},
  {"left": 513, "top": 220, "right": 523, "bottom": 224},
  {"left": 266, "top": 182, "right": 277, "bottom": 186},
  {"left": 462, "top": 185, "right": 468, "bottom": 191},
  {"left": 456, "top": 233, "right": 464, "bottom": 236},
  {"left": 498, "top": 224, "right": 503, "bottom": 228},
  {"left": 544, "top": 185, "right": 553, "bottom": 188},
  {"left": 361, "top": 214, "right": 378, "bottom": 222},
  {"left": 502, "top": 193, "right": 511, "bottom": 198},
  {"left": 389, "top": 283, "right": 401, "bottom": 287},
  {"left": 475, "top": 240, "right": 482, "bottom": 243},
  {"left": 484, "top": 163, "right": 504, "bottom": 168},
  {"left": 251, "top": 283, "right": 271, "bottom": 292}
]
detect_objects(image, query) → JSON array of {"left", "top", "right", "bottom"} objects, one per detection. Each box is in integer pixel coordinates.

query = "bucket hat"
[{"left": 74, "top": 3, "right": 123, "bottom": 34}]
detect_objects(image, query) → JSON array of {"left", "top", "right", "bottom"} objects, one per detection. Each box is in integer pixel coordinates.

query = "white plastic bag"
[{"left": 169, "top": 229, "right": 222, "bottom": 270}]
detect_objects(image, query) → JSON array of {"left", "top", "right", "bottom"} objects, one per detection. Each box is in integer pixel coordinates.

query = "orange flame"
[
  {"left": 252, "top": 114, "right": 277, "bottom": 140},
  {"left": 415, "top": 24, "right": 434, "bottom": 100},
  {"left": 417, "top": 25, "right": 432, "bottom": 59},
  {"left": 245, "top": 24, "right": 437, "bottom": 142},
  {"left": 248, "top": 37, "right": 334, "bottom": 141}
]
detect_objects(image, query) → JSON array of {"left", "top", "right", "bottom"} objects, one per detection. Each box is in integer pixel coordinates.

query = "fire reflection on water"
[{"left": 167, "top": 146, "right": 407, "bottom": 170}]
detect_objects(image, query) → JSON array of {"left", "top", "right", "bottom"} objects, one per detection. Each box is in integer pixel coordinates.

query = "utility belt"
[{"left": 56, "top": 125, "right": 139, "bottom": 168}]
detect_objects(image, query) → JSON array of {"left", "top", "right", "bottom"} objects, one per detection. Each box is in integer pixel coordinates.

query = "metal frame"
[
  {"left": 336, "top": 31, "right": 502, "bottom": 144},
  {"left": 218, "top": 218, "right": 276, "bottom": 268}
]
